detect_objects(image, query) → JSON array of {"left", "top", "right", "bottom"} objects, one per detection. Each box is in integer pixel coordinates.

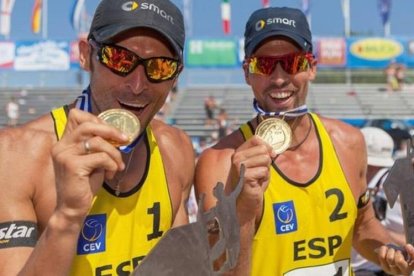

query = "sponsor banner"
[
  {"left": 346, "top": 37, "right": 404, "bottom": 68},
  {"left": 14, "top": 40, "right": 70, "bottom": 71},
  {"left": 0, "top": 42, "right": 15, "bottom": 69},
  {"left": 315, "top": 38, "right": 346, "bottom": 67},
  {"left": 186, "top": 39, "right": 238, "bottom": 67},
  {"left": 403, "top": 39, "right": 414, "bottom": 68}
]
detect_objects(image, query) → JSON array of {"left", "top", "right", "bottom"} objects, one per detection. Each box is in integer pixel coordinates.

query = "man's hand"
[
  {"left": 51, "top": 109, "right": 129, "bottom": 221},
  {"left": 230, "top": 136, "right": 276, "bottom": 221},
  {"left": 377, "top": 243, "right": 414, "bottom": 275}
]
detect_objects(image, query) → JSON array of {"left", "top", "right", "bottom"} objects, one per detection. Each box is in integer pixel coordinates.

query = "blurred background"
[{"left": 1, "top": 0, "right": 414, "bottom": 155}]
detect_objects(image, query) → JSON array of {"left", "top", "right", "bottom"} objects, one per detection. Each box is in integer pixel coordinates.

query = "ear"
[
  {"left": 242, "top": 61, "right": 251, "bottom": 86},
  {"left": 171, "top": 64, "right": 184, "bottom": 87},
  {"left": 308, "top": 59, "right": 317, "bottom": 81},
  {"left": 79, "top": 38, "right": 91, "bottom": 72}
]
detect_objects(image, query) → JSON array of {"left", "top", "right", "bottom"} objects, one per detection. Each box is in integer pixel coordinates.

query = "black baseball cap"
[
  {"left": 244, "top": 7, "right": 312, "bottom": 57},
  {"left": 88, "top": 0, "right": 185, "bottom": 60}
]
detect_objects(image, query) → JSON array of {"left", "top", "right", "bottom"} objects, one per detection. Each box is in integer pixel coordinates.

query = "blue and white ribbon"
[
  {"left": 75, "top": 86, "right": 142, "bottom": 153},
  {"left": 253, "top": 99, "right": 308, "bottom": 117},
  {"left": 75, "top": 86, "right": 92, "bottom": 111}
]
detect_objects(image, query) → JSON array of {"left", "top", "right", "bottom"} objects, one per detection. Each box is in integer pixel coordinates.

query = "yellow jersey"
[
  {"left": 240, "top": 113, "right": 357, "bottom": 276},
  {"left": 51, "top": 106, "right": 173, "bottom": 275}
]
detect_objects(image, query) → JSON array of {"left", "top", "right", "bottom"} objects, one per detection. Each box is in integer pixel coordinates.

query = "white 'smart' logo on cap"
[
  {"left": 266, "top": 17, "right": 296, "bottom": 28},
  {"left": 122, "top": 1, "right": 174, "bottom": 24}
]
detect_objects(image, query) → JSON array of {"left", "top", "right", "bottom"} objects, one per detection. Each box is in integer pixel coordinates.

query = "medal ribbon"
[
  {"left": 75, "top": 86, "right": 142, "bottom": 153},
  {"left": 253, "top": 99, "right": 308, "bottom": 117}
]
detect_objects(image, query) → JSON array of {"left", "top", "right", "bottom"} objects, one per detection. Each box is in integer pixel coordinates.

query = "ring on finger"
[{"left": 84, "top": 140, "right": 91, "bottom": 154}]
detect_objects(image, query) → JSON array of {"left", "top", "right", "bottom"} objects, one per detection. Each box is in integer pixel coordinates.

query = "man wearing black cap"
[
  {"left": 195, "top": 6, "right": 414, "bottom": 276},
  {"left": 0, "top": 0, "right": 194, "bottom": 274}
]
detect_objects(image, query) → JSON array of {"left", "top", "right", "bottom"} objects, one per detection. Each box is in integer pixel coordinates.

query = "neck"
[{"left": 288, "top": 114, "right": 312, "bottom": 151}]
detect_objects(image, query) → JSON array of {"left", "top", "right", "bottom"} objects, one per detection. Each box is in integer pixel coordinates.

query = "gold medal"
[
  {"left": 98, "top": 109, "right": 140, "bottom": 147},
  {"left": 255, "top": 118, "right": 292, "bottom": 154}
]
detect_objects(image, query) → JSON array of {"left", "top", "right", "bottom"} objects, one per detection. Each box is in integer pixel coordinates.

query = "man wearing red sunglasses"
[
  {"left": 0, "top": 0, "right": 195, "bottom": 275},
  {"left": 195, "top": 6, "right": 414, "bottom": 276}
]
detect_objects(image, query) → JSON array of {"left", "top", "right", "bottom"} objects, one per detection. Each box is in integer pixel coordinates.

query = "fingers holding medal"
[
  {"left": 255, "top": 118, "right": 292, "bottom": 155},
  {"left": 98, "top": 109, "right": 141, "bottom": 147}
]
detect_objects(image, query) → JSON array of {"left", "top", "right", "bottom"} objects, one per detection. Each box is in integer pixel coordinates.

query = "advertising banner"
[
  {"left": 186, "top": 39, "right": 238, "bottom": 67},
  {"left": 346, "top": 37, "right": 404, "bottom": 69},
  {"left": 14, "top": 41, "right": 70, "bottom": 71},
  {"left": 315, "top": 38, "right": 346, "bottom": 68}
]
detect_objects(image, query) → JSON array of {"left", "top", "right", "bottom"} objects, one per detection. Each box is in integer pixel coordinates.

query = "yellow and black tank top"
[
  {"left": 240, "top": 113, "right": 357, "bottom": 276},
  {"left": 51, "top": 106, "right": 173, "bottom": 275}
]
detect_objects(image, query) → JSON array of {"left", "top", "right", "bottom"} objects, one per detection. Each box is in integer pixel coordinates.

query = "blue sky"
[{"left": 4, "top": 0, "right": 414, "bottom": 41}]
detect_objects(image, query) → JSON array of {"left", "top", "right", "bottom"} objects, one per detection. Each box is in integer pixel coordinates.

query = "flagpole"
[
  {"left": 341, "top": 0, "right": 352, "bottom": 87},
  {"left": 42, "top": 0, "right": 48, "bottom": 39},
  {"left": 183, "top": 0, "right": 192, "bottom": 37},
  {"left": 342, "top": 0, "right": 350, "bottom": 37},
  {"left": 384, "top": 21, "right": 390, "bottom": 37}
]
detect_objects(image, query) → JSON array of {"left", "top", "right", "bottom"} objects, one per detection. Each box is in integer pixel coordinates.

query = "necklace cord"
[
  {"left": 288, "top": 114, "right": 312, "bottom": 151},
  {"left": 114, "top": 145, "right": 137, "bottom": 196}
]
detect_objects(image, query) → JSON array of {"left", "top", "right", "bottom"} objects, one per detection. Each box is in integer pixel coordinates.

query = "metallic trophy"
[
  {"left": 383, "top": 139, "right": 414, "bottom": 259},
  {"left": 132, "top": 165, "right": 245, "bottom": 275}
]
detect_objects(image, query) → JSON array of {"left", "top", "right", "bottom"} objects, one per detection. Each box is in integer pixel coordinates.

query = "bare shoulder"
[
  {"left": 195, "top": 129, "right": 244, "bottom": 194},
  {"left": 318, "top": 116, "right": 367, "bottom": 197},
  {"left": 198, "top": 130, "right": 244, "bottom": 166},
  {"left": 319, "top": 116, "right": 365, "bottom": 151},
  {"left": 151, "top": 120, "right": 194, "bottom": 161},
  {"left": 150, "top": 120, "right": 195, "bottom": 184},
  {"left": 0, "top": 125, "right": 55, "bottom": 163}
]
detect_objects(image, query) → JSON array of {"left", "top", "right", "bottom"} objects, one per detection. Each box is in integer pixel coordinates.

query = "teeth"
[
  {"left": 270, "top": 91, "right": 292, "bottom": 99},
  {"left": 126, "top": 103, "right": 144, "bottom": 108},
  {"left": 119, "top": 101, "right": 144, "bottom": 108}
]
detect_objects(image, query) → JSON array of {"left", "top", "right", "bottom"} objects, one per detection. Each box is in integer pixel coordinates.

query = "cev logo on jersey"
[
  {"left": 77, "top": 214, "right": 106, "bottom": 255},
  {"left": 273, "top": 201, "right": 297, "bottom": 234},
  {"left": 255, "top": 17, "right": 296, "bottom": 31},
  {"left": 121, "top": 1, "right": 175, "bottom": 24}
]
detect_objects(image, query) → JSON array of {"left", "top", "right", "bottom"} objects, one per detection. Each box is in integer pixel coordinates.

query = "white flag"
[{"left": 0, "top": 0, "right": 16, "bottom": 37}]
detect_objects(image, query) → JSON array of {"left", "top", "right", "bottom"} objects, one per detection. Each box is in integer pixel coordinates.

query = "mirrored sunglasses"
[
  {"left": 246, "top": 52, "right": 314, "bottom": 75},
  {"left": 90, "top": 40, "right": 181, "bottom": 83}
]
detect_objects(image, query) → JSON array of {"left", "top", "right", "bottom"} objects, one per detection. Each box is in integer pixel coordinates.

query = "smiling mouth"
[
  {"left": 118, "top": 101, "right": 147, "bottom": 114},
  {"left": 270, "top": 91, "right": 293, "bottom": 100}
]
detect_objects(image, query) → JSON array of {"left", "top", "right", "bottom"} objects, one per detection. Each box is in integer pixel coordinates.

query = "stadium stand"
[
  {"left": 1, "top": 84, "right": 414, "bottom": 141},
  {"left": 170, "top": 83, "right": 414, "bottom": 139},
  {"left": 0, "top": 88, "right": 76, "bottom": 127}
]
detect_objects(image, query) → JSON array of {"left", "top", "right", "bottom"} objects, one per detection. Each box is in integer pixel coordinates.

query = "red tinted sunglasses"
[
  {"left": 246, "top": 52, "right": 314, "bottom": 75},
  {"left": 89, "top": 40, "right": 181, "bottom": 83}
]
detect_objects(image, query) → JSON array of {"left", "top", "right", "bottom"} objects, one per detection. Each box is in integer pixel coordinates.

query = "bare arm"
[
  {"left": 327, "top": 119, "right": 414, "bottom": 274},
  {"left": 327, "top": 120, "right": 392, "bottom": 262},
  {"left": 160, "top": 125, "right": 195, "bottom": 228},
  {"left": 0, "top": 128, "right": 55, "bottom": 275},
  {"left": 0, "top": 109, "right": 129, "bottom": 275}
]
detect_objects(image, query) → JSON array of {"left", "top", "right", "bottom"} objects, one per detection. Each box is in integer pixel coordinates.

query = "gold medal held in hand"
[
  {"left": 98, "top": 109, "right": 140, "bottom": 147},
  {"left": 255, "top": 118, "right": 292, "bottom": 154}
]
